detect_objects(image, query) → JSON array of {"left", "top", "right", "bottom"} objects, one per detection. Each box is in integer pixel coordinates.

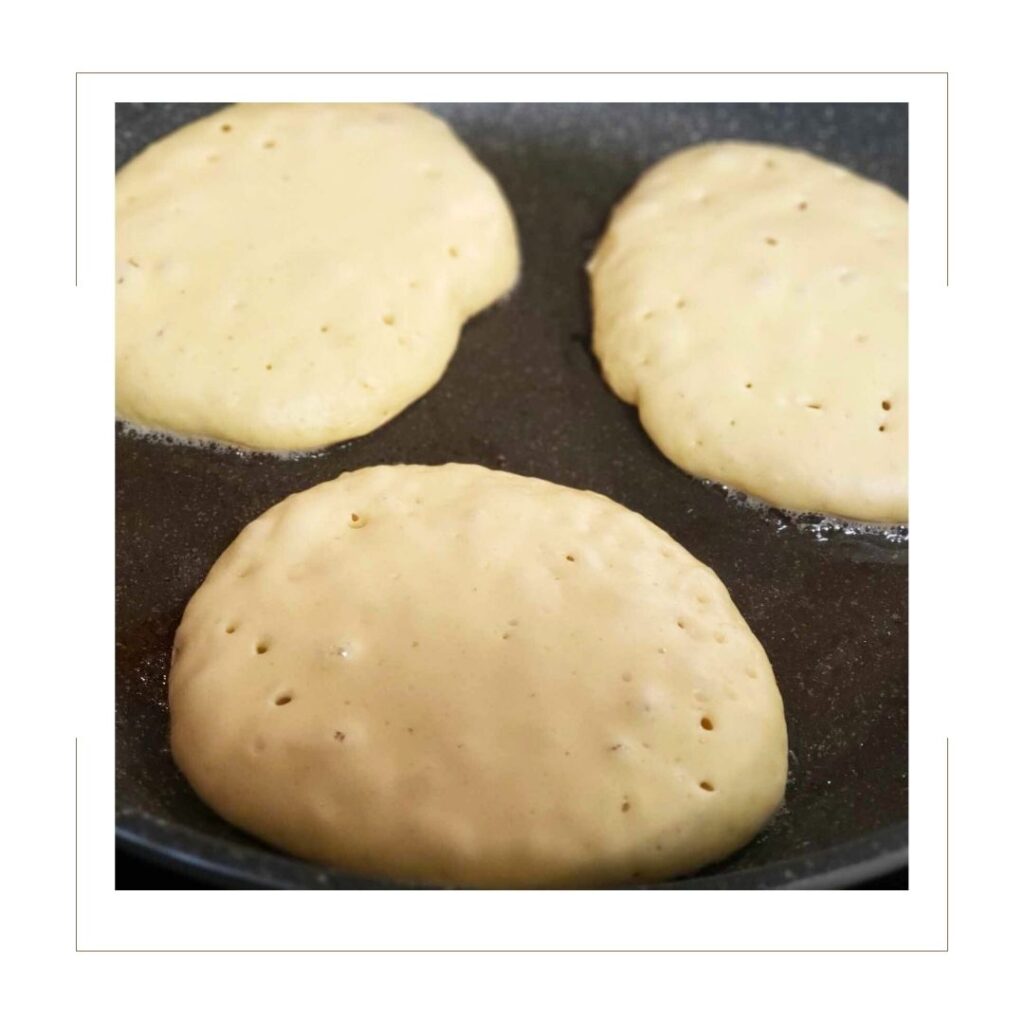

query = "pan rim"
[
  {"left": 116, "top": 810, "right": 907, "bottom": 891},
  {"left": 115, "top": 101, "right": 908, "bottom": 899}
]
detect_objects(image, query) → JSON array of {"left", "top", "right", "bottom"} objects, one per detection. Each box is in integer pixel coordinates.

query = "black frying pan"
[{"left": 115, "top": 102, "right": 908, "bottom": 889}]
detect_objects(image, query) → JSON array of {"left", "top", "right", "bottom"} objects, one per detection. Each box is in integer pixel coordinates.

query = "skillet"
[{"left": 115, "top": 101, "right": 908, "bottom": 889}]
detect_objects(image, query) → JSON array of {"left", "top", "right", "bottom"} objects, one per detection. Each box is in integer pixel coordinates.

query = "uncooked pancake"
[
  {"left": 588, "top": 141, "right": 907, "bottom": 523},
  {"left": 116, "top": 104, "right": 519, "bottom": 450},
  {"left": 169, "top": 463, "right": 787, "bottom": 887}
]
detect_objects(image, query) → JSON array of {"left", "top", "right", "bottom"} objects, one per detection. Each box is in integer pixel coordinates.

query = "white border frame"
[{"left": 80, "top": 71, "right": 946, "bottom": 952}]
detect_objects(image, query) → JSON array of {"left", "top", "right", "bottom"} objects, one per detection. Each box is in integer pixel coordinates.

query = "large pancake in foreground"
[
  {"left": 169, "top": 463, "right": 787, "bottom": 887},
  {"left": 116, "top": 104, "right": 519, "bottom": 451},
  {"left": 588, "top": 141, "right": 907, "bottom": 523}
]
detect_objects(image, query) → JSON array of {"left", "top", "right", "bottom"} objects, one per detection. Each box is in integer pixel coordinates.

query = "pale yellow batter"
[
  {"left": 116, "top": 104, "right": 519, "bottom": 450},
  {"left": 589, "top": 141, "right": 908, "bottom": 523},
  {"left": 169, "top": 464, "right": 788, "bottom": 887}
]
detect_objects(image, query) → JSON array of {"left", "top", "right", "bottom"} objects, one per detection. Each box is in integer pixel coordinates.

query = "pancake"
[
  {"left": 116, "top": 104, "right": 519, "bottom": 450},
  {"left": 588, "top": 141, "right": 907, "bottom": 523},
  {"left": 169, "top": 463, "right": 787, "bottom": 887}
]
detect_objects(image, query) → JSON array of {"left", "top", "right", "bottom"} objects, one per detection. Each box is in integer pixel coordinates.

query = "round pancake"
[
  {"left": 588, "top": 141, "right": 907, "bottom": 523},
  {"left": 116, "top": 104, "right": 519, "bottom": 450},
  {"left": 169, "top": 463, "right": 787, "bottom": 887}
]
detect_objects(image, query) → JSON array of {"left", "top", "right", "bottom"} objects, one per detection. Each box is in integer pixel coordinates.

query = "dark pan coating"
[{"left": 115, "top": 102, "right": 908, "bottom": 889}]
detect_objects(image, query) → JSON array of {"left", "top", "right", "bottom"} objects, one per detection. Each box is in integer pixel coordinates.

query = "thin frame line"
[
  {"left": 946, "top": 72, "right": 950, "bottom": 286},
  {"left": 90, "top": 75, "right": 942, "bottom": 954},
  {"left": 74, "top": 73, "right": 78, "bottom": 287},
  {"left": 78, "top": 70, "right": 950, "bottom": 75},
  {"left": 75, "top": 737, "right": 77, "bottom": 949}
]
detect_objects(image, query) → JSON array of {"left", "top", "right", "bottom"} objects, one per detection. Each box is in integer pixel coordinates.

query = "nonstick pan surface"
[{"left": 115, "top": 102, "right": 908, "bottom": 889}]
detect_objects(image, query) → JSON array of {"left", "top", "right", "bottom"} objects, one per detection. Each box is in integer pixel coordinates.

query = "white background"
[{"left": 4, "top": 0, "right": 1019, "bottom": 1016}]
